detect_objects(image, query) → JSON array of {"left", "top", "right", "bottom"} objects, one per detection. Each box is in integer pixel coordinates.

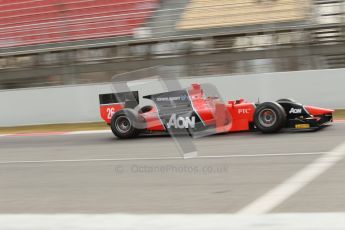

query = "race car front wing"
[{"left": 288, "top": 114, "right": 333, "bottom": 130}]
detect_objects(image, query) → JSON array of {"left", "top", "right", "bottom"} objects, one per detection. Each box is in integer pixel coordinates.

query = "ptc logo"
[
  {"left": 167, "top": 114, "right": 195, "bottom": 129},
  {"left": 238, "top": 109, "right": 250, "bottom": 114},
  {"left": 289, "top": 108, "right": 302, "bottom": 114}
]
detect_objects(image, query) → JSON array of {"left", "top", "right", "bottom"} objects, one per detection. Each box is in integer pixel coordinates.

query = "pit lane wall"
[{"left": 0, "top": 68, "right": 344, "bottom": 127}]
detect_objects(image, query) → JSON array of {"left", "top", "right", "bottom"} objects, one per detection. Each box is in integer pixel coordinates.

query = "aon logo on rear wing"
[{"left": 167, "top": 114, "right": 195, "bottom": 129}]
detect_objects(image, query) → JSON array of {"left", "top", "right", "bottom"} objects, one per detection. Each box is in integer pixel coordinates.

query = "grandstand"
[
  {"left": 0, "top": 0, "right": 344, "bottom": 89},
  {"left": 0, "top": 0, "right": 158, "bottom": 48},
  {"left": 177, "top": 0, "right": 310, "bottom": 30}
]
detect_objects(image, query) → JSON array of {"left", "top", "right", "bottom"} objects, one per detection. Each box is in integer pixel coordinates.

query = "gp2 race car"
[{"left": 99, "top": 83, "right": 333, "bottom": 139}]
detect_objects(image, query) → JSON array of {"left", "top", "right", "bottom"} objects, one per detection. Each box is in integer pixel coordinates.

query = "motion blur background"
[
  {"left": 0, "top": 0, "right": 344, "bottom": 89},
  {"left": 2, "top": 2, "right": 345, "bottom": 229}
]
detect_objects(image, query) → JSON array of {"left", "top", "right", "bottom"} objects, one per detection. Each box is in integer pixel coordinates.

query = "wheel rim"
[
  {"left": 258, "top": 109, "right": 277, "bottom": 128},
  {"left": 115, "top": 116, "right": 131, "bottom": 133}
]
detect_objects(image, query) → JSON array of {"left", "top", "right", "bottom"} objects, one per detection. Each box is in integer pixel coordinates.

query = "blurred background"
[
  {"left": 0, "top": 0, "right": 344, "bottom": 89},
  {"left": 2, "top": 2, "right": 345, "bottom": 228}
]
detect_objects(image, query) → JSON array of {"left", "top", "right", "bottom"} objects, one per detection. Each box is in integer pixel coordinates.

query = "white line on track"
[
  {"left": 0, "top": 152, "right": 326, "bottom": 165},
  {"left": 238, "top": 140, "right": 345, "bottom": 214},
  {"left": 5, "top": 130, "right": 111, "bottom": 136},
  {"left": 0, "top": 130, "right": 111, "bottom": 138},
  {"left": 67, "top": 130, "right": 111, "bottom": 135},
  {"left": 0, "top": 121, "right": 344, "bottom": 138},
  {"left": 1, "top": 213, "right": 345, "bottom": 230}
]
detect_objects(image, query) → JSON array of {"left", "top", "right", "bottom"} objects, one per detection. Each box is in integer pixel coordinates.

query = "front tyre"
[
  {"left": 111, "top": 109, "right": 141, "bottom": 139},
  {"left": 254, "top": 102, "right": 287, "bottom": 133},
  {"left": 277, "top": 98, "right": 295, "bottom": 103}
]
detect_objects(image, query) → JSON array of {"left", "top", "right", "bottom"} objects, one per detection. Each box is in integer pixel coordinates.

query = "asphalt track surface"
[{"left": 0, "top": 123, "right": 345, "bottom": 214}]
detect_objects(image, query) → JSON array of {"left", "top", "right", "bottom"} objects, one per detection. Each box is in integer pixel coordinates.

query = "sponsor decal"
[
  {"left": 238, "top": 109, "right": 251, "bottom": 114},
  {"left": 167, "top": 114, "right": 195, "bottom": 129},
  {"left": 289, "top": 108, "right": 302, "bottom": 114},
  {"left": 156, "top": 95, "right": 188, "bottom": 102},
  {"left": 295, "top": 124, "right": 310, "bottom": 129},
  {"left": 181, "top": 95, "right": 188, "bottom": 101}
]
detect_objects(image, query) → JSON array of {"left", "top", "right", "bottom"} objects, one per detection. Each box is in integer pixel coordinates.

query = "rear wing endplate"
[{"left": 99, "top": 91, "right": 139, "bottom": 109}]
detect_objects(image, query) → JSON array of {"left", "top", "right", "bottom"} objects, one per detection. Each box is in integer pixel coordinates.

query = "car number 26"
[{"left": 107, "top": 108, "right": 116, "bottom": 119}]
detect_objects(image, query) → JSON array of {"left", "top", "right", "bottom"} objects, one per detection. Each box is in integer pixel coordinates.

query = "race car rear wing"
[
  {"left": 143, "top": 89, "right": 192, "bottom": 116},
  {"left": 99, "top": 91, "right": 139, "bottom": 108},
  {"left": 99, "top": 91, "right": 139, "bottom": 124}
]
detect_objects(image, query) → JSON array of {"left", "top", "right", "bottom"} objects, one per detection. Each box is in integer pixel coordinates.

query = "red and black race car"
[{"left": 99, "top": 83, "right": 333, "bottom": 139}]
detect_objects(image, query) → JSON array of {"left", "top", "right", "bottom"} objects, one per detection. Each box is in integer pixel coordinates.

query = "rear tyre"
[
  {"left": 110, "top": 109, "right": 142, "bottom": 139},
  {"left": 254, "top": 102, "right": 287, "bottom": 133}
]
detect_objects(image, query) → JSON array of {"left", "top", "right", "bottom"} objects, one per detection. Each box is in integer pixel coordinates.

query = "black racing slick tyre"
[
  {"left": 110, "top": 109, "right": 143, "bottom": 139},
  {"left": 254, "top": 102, "right": 287, "bottom": 133}
]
